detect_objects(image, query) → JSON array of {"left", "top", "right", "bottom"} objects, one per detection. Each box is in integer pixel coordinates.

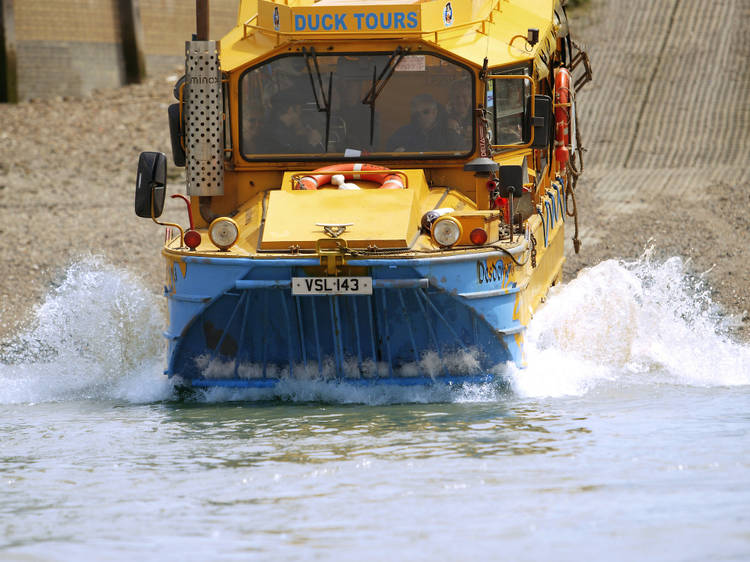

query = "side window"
[{"left": 488, "top": 66, "right": 530, "bottom": 146}]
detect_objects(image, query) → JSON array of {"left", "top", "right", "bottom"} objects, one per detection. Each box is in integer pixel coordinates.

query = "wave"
[
  {"left": 1, "top": 251, "right": 747, "bottom": 405},
  {"left": 0, "top": 256, "right": 173, "bottom": 404},
  {"left": 511, "top": 249, "right": 750, "bottom": 397}
]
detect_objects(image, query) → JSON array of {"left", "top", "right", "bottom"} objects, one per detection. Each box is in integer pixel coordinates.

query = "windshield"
[{"left": 239, "top": 52, "right": 474, "bottom": 160}]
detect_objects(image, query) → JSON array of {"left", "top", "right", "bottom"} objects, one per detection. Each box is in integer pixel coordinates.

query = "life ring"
[
  {"left": 295, "top": 163, "right": 405, "bottom": 190},
  {"left": 554, "top": 67, "right": 571, "bottom": 168}
]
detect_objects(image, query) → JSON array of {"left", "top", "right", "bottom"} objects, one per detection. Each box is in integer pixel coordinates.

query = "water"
[{"left": 2, "top": 254, "right": 749, "bottom": 561}]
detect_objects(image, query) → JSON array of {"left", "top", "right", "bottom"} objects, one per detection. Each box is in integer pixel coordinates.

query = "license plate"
[{"left": 292, "top": 277, "right": 373, "bottom": 295}]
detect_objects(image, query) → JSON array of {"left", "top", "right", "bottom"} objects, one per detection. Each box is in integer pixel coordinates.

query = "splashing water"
[
  {"left": 1, "top": 252, "right": 748, "bottom": 405},
  {"left": 0, "top": 257, "right": 173, "bottom": 404},
  {"left": 511, "top": 250, "right": 750, "bottom": 398}
]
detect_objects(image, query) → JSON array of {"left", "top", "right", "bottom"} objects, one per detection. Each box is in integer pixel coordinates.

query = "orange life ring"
[
  {"left": 554, "top": 67, "right": 571, "bottom": 167},
  {"left": 295, "top": 163, "right": 405, "bottom": 190}
]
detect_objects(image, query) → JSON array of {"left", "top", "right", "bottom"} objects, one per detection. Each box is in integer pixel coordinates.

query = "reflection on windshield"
[
  {"left": 240, "top": 53, "right": 474, "bottom": 159},
  {"left": 486, "top": 68, "right": 528, "bottom": 146}
]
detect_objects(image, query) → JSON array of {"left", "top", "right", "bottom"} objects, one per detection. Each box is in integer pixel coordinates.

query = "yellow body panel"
[{"left": 261, "top": 170, "right": 429, "bottom": 250}]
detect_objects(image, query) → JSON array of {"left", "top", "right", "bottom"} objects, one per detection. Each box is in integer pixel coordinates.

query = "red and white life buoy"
[
  {"left": 295, "top": 163, "right": 405, "bottom": 190},
  {"left": 554, "top": 67, "right": 572, "bottom": 168}
]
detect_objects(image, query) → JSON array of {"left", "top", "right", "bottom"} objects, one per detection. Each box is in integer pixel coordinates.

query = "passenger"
[
  {"left": 387, "top": 94, "right": 461, "bottom": 152},
  {"left": 446, "top": 85, "right": 473, "bottom": 143},
  {"left": 272, "top": 57, "right": 310, "bottom": 105},
  {"left": 259, "top": 88, "right": 324, "bottom": 154},
  {"left": 272, "top": 57, "right": 326, "bottom": 140}
]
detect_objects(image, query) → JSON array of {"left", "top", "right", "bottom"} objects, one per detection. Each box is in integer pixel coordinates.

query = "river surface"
[{"left": 1, "top": 254, "right": 749, "bottom": 561}]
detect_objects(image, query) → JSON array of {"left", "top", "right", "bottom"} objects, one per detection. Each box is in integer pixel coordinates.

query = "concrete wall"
[{"left": 5, "top": 0, "right": 238, "bottom": 101}]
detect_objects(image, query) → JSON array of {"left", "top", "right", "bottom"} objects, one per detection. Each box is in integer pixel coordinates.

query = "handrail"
[
  {"left": 244, "top": 15, "right": 488, "bottom": 40},
  {"left": 242, "top": 14, "right": 258, "bottom": 39},
  {"left": 239, "top": 7, "right": 526, "bottom": 47}
]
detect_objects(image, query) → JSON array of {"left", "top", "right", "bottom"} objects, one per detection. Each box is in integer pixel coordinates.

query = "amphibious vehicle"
[{"left": 135, "top": 0, "right": 591, "bottom": 388}]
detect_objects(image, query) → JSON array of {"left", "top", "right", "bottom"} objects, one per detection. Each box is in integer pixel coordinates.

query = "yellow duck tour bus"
[{"left": 134, "top": 0, "right": 591, "bottom": 388}]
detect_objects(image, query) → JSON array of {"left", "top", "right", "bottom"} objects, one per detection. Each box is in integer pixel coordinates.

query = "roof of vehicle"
[{"left": 219, "top": 0, "right": 560, "bottom": 72}]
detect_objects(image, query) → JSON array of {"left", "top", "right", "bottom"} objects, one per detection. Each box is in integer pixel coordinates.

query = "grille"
[{"left": 170, "top": 282, "right": 510, "bottom": 384}]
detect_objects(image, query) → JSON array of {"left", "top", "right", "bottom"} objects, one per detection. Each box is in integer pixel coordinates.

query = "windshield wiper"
[
  {"left": 302, "top": 47, "right": 333, "bottom": 151},
  {"left": 362, "top": 46, "right": 410, "bottom": 145}
]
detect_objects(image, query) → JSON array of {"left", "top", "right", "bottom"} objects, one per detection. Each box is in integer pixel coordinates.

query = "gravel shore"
[{"left": 0, "top": 72, "right": 184, "bottom": 338}]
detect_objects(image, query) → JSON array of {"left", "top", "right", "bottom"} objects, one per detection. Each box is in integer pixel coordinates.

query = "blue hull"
[{"left": 164, "top": 252, "right": 524, "bottom": 388}]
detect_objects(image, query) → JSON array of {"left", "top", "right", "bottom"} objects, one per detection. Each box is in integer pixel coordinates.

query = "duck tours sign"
[
  {"left": 257, "top": 0, "right": 474, "bottom": 35},
  {"left": 293, "top": 10, "right": 420, "bottom": 32}
]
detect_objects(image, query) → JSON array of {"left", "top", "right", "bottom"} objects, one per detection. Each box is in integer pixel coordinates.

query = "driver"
[
  {"left": 259, "top": 88, "right": 324, "bottom": 154},
  {"left": 446, "top": 82, "right": 473, "bottom": 143}
]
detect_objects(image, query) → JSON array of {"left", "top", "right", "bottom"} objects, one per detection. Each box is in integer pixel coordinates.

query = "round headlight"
[
  {"left": 208, "top": 217, "right": 239, "bottom": 251},
  {"left": 431, "top": 216, "right": 462, "bottom": 248}
]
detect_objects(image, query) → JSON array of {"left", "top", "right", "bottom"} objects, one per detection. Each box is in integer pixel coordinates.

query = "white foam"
[
  {"left": 194, "top": 380, "right": 456, "bottom": 405},
  {"left": 0, "top": 256, "right": 173, "bottom": 404},
  {"left": 3, "top": 251, "right": 748, "bottom": 405},
  {"left": 192, "top": 348, "right": 485, "bottom": 383},
  {"left": 511, "top": 249, "right": 750, "bottom": 397}
]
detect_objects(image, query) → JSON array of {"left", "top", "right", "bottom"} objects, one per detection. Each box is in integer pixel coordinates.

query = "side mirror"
[
  {"left": 135, "top": 151, "right": 167, "bottom": 218},
  {"left": 523, "top": 95, "right": 552, "bottom": 149},
  {"left": 168, "top": 104, "right": 186, "bottom": 167}
]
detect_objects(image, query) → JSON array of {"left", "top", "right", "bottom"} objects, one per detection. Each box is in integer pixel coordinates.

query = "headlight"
[
  {"left": 431, "top": 216, "right": 462, "bottom": 248},
  {"left": 208, "top": 217, "right": 239, "bottom": 250}
]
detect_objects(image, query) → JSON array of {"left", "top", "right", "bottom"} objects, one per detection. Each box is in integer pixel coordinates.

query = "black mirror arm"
[
  {"left": 151, "top": 213, "right": 185, "bottom": 249},
  {"left": 146, "top": 154, "right": 185, "bottom": 247},
  {"left": 151, "top": 196, "right": 185, "bottom": 248}
]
